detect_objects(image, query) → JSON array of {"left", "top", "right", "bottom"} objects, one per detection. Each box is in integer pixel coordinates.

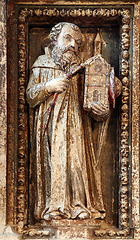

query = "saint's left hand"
[{"left": 89, "top": 102, "right": 110, "bottom": 121}]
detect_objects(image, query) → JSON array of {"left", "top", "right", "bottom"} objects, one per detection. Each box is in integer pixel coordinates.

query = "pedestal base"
[{"left": 24, "top": 219, "right": 101, "bottom": 239}]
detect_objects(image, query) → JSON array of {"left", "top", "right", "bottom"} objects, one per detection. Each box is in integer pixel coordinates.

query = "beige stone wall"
[
  {"left": 0, "top": 0, "right": 18, "bottom": 239},
  {"left": 0, "top": 0, "right": 7, "bottom": 235}
]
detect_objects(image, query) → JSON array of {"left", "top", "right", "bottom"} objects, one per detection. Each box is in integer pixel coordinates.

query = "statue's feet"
[
  {"left": 43, "top": 213, "right": 51, "bottom": 221},
  {"left": 49, "top": 211, "right": 63, "bottom": 220},
  {"left": 77, "top": 212, "right": 89, "bottom": 220},
  {"left": 92, "top": 211, "right": 105, "bottom": 220},
  {"left": 43, "top": 211, "right": 62, "bottom": 221},
  {"left": 43, "top": 210, "right": 69, "bottom": 221}
]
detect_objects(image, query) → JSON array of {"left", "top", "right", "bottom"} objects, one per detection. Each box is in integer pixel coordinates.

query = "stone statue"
[{"left": 26, "top": 22, "right": 121, "bottom": 222}]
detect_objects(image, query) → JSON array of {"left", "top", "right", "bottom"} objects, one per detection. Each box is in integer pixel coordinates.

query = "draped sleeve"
[
  {"left": 26, "top": 67, "right": 51, "bottom": 108},
  {"left": 26, "top": 50, "right": 58, "bottom": 108}
]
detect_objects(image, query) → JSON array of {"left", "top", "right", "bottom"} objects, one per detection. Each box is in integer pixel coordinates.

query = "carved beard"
[{"left": 52, "top": 45, "right": 81, "bottom": 73}]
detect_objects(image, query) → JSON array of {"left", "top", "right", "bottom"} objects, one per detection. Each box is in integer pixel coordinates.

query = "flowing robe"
[{"left": 26, "top": 47, "right": 109, "bottom": 221}]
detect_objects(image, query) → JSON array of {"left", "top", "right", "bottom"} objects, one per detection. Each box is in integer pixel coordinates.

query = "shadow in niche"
[{"left": 27, "top": 24, "right": 120, "bottom": 230}]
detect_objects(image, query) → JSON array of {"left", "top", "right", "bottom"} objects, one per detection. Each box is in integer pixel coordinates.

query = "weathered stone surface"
[
  {"left": 0, "top": 0, "right": 19, "bottom": 239},
  {"left": 0, "top": 0, "right": 140, "bottom": 239},
  {"left": 132, "top": 4, "right": 140, "bottom": 228},
  {"left": 0, "top": 0, "right": 7, "bottom": 235}
]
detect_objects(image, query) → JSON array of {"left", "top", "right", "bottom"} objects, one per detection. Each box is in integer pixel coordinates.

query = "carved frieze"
[{"left": 19, "top": 7, "right": 128, "bottom": 20}]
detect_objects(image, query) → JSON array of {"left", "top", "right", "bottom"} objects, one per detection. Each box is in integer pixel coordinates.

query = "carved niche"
[{"left": 7, "top": 4, "right": 132, "bottom": 238}]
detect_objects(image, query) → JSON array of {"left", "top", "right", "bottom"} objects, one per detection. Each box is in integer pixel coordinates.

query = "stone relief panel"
[{"left": 7, "top": 5, "right": 132, "bottom": 238}]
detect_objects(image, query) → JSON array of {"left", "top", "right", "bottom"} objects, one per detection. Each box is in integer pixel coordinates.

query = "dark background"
[{"left": 29, "top": 24, "right": 120, "bottom": 226}]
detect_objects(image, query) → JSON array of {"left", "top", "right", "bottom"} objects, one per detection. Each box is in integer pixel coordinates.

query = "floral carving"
[
  {"left": 17, "top": 21, "right": 28, "bottom": 231},
  {"left": 119, "top": 9, "right": 130, "bottom": 231},
  {"left": 19, "top": 7, "right": 129, "bottom": 20}
]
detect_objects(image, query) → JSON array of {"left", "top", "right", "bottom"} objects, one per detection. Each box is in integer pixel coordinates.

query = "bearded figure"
[{"left": 26, "top": 22, "right": 109, "bottom": 222}]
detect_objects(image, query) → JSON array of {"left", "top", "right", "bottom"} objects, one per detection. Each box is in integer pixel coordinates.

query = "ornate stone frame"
[{"left": 7, "top": 5, "right": 133, "bottom": 237}]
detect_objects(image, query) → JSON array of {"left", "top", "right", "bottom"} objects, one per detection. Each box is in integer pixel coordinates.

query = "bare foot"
[
  {"left": 78, "top": 212, "right": 89, "bottom": 220},
  {"left": 43, "top": 213, "right": 51, "bottom": 221},
  {"left": 92, "top": 212, "right": 106, "bottom": 219},
  {"left": 49, "top": 211, "right": 63, "bottom": 220}
]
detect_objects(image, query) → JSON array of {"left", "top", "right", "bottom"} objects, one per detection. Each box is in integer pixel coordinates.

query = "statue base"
[{"left": 25, "top": 219, "right": 101, "bottom": 239}]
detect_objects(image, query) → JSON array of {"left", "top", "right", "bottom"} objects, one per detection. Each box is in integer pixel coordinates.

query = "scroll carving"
[{"left": 15, "top": 6, "right": 131, "bottom": 237}]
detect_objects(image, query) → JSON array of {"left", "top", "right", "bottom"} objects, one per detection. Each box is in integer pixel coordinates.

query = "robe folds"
[{"left": 26, "top": 47, "right": 109, "bottom": 221}]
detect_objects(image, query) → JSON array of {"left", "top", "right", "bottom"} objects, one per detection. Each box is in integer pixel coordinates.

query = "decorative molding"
[
  {"left": 119, "top": 10, "right": 130, "bottom": 231},
  {"left": 16, "top": 6, "right": 131, "bottom": 236},
  {"left": 18, "top": 7, "right": 132, "bottom": 20},
  {"left": 22, "top": 228, "right": 50, "bottom": 237},
  {"left": 17, "top": 22, "right": 28, "bottom": 233}
]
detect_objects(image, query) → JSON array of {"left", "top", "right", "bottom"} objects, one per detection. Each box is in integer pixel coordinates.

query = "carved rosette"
[
  {"left": 19, "top": 7, "right": 120, "bottom": 19},
  {"left": 16, "top": 7, "right": 131, "bottom": 236},
  {"left": 17, "top": 21, "right": 28, "bottom": 233},
  {"left": 119, "top": 9, "right": 130, "bottom": 231}
]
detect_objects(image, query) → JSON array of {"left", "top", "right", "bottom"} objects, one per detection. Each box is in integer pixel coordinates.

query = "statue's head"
[
  {"left": 49, "top": 22, "right": 82, "bottom": 53},
  {"left": 49, "top": 22, "right": 82, "bottom": 72}
]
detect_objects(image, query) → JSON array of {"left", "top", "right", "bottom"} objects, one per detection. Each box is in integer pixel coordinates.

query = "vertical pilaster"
[
  {"left": 0, "top": 0, "right": 7, "bottom": 233},
  {"left": 132, "top": 3, "right": 140, "bottom": 228},
  {"left": 0, "top": 0, "right": 18, "bottom": 239}
]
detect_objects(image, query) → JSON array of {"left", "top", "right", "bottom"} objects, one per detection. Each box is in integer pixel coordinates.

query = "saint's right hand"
[{"left": 46, "top": 77, "right": 69, "bottom": 93}]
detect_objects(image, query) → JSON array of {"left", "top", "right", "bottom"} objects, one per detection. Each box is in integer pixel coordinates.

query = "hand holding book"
[{"left": 89, "top": 102, "right": 110, "bottom": 121}]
